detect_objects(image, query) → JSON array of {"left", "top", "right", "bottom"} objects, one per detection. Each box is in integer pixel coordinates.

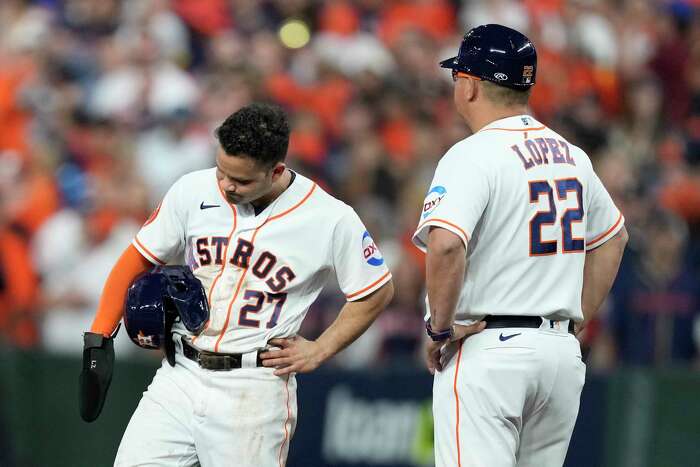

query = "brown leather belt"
[{"left": 181, "top": 337, "right": 264, "bottom": 371}]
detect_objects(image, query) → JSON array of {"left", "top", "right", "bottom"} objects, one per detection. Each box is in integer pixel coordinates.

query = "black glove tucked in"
[{"left": 79, "top": 331, "right": 115, "bottom": 422}]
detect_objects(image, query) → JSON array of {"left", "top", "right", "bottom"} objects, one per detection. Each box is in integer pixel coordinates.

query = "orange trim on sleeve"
[
  {"left": 345, "top": 271, "right": 391, "bottom": 300},
  {"left": 416, "top": 218, "right": 470, "bottom": 243},
  {"left": 213, "top": 183, "right": 317, "bottom": 352},
  {"left": 278, "top": 376, "right": 292, "bottom": 467},
  {"left": 480, "top": 125, "right": 546, "bottom": 132},
  {"left": 143, "top": 201, "right": 162, "bottom": 227},
  {"left": 454, "top": 340, "right": 464, "bottom": 467},
  {"left": 134, "top": 236, "right": 166, "bottom": 265},
  {"left": 586, "top": 213, "right": 623, "bottom": 247},
  {"left": 90, "top": 245, "right": 153, "bottom": 336}
]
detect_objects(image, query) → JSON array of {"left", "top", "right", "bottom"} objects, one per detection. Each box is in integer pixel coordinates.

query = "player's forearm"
[
  {"left": 426, "top": 228, "right": 467, "bottom": 330},
  {"left": 581, "top": 226, "right": 628, "bottom": 325},
  {"left": 91, "top": 245, "right": 153, "bottom": 336},
  {"left": 315, "top": 281, "right": 394, "bottom": 361}
]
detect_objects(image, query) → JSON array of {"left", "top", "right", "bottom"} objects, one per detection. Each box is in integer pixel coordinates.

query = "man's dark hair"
[{"left": 215, "top": 103, "right": 290, "bottom": 167}]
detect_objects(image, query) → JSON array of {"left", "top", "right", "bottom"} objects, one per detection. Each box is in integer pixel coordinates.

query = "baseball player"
[
  {"left": 79, "top": 103, "right": 394, "bottom": 466},
  {"left": 414, "top": 25, "right": 628, "bottom": 467}
]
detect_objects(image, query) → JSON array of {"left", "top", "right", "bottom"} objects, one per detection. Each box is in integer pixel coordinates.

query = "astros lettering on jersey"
[
  {"left": 133, "top": 168, "right": 392, "bottom": 354},
  {"left": 413, "top": 115, "right": 624, "bottom": 323}
]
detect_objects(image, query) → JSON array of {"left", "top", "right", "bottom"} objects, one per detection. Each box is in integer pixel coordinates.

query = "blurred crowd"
[{"left": 0, "top": 0, "right": 699, "bottom": 369}]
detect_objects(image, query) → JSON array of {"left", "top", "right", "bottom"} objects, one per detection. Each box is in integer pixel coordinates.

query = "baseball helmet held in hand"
[
  {"left": 440, "top": 23, "right": 537, "bottom": 90},
  {"left": 124, "top": 265, "right": 209, "bottom": 365}
]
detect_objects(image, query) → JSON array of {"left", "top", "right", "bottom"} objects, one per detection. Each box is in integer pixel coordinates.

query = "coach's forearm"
[
  {"left": 315, "top": 281, "right": 394, "bottom": 361},
  {"left": 426, "top": 227, "right": 467, "bottom": 330},
  {"left": 581, "top": 226, "right": 628, "bottom": 326}
]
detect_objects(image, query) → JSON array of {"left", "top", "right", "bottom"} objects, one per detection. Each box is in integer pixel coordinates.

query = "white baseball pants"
[
  {"left": 114, "top": 347, "right": 297, "bottom": 467},
  {"left": 433, "top": 322, "right": 585, "bottom": 467}
]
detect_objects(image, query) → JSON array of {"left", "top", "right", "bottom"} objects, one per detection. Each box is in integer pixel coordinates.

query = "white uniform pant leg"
[
  {"left": 433, "top": 332, "right": 528, "bottom": 467},
  {"left": 194, "top": 369, "right": 298, "bottom": 467},
  {"left": 115, "top": 361, "right": 199, "bottom": 467},
  {"left": 516, "top": 333, "right": 585, "bottom": 467},
  {"left": 433, "top": 329, "right": 584, "bottom": 467}
]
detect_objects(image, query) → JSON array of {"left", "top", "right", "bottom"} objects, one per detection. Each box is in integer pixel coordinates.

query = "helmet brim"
[{"left": 439, "top": 57, "right": 459, "bottom": 69}]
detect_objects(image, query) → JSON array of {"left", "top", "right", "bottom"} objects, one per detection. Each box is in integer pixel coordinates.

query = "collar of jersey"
[
  {"left": 228, "top": 170, "right": 312, "bottom": 227},
  {"left": 477, "top": 115, "right": 542, "bottom": 133}
]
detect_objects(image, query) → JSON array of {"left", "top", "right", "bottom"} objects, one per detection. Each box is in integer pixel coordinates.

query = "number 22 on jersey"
[{"left": 529, "top": 178, "right": 584, "bottom": 256}]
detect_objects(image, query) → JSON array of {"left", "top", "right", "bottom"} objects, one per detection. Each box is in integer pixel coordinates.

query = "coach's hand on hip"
[
  {"left": 426, "top": 322, "right": 486, "bottom": 374},
  {"left": 260, "top": 336, "right": 325, "bottom": 376}
]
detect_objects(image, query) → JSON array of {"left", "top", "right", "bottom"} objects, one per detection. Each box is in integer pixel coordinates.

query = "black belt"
[
  {"left": 483, "top": 315, "right": 575, "bottom": 335},
  {"left": 181, "top": 337, "right": 263, "bottom": 371}
]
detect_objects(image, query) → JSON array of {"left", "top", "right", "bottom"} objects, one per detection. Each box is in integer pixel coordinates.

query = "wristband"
[{"left": 426, "top": 321, "right": 454, "bottom": 342}]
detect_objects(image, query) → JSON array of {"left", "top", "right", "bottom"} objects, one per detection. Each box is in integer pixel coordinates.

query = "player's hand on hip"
[
  {"left": 260, "top": 336, "right": 324, "bottom": 376},
  {"left": 425, "top": 321, "right": 486, "bottom": 374}
]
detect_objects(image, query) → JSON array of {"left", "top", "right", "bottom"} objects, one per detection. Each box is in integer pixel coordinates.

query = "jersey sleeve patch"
[
  {"left": 332, "top": 207, "right": 391, "bottom": 300},
  {"left": 421, "top": 186, "right": 447, "bottom": 219},
  {"left": 413, "top": 148, "right": 489, "bottom": 254},
  {"left": 362, "top": 231, "right": 384, "bottom": 266}
]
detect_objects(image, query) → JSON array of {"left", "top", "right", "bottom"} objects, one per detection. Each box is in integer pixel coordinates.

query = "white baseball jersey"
[
  {"left": 413, "top": 115, "right": 624, "bottom": 323},
  {"left": 133, "top": 168, "right": 392, "bottom": 353}
]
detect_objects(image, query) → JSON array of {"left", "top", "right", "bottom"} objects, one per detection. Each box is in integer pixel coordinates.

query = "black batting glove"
[{"left": 79, "top": 331, "right": 116, "bottom": 422}]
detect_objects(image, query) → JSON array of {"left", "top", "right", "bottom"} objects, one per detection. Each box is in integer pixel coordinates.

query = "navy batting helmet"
[
  {"left": 440, "top": 24, "right": 536, "bottom": 90},
  {"left": 124, "top": 266, "right": 209, "bottom": 366}
]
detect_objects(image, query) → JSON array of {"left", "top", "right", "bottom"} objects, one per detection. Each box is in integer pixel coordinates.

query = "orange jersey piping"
[
  {"left": 480, "top": 125, "right": 546, "bottom": 132},
  {"left": 192, "top": 182, "right": 238, "bottom": 344},
  {"left": 133, "top": 237, "right": 166, "bottom": 265},
  {"left": 266, "top": 183, "right": 317, "bottom": 223},
  {"left": 278, "top": 376, "right": 292, "bottom": 467},
  {"left": 346, "top": 271, "right": 392, "bottom": 300},
  {"left": 586, "top": 212, "right": 623, "bottom": 247},
  {"left": 213, "top": 183, "right": 317, "bottom": 352},
  {"left": 454, "top": 340, "right": 464, "bottom": 467},
  {"left": 143, "top": 201, "right": 162, "bottom": 227},
  {"left": 416, "top": 218, "right": 470, "bottom": 243}
]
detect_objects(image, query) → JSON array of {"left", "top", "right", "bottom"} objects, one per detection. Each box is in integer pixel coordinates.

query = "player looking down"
[{"left": 79, "top": 102, "right": 394, "bottom": 466}]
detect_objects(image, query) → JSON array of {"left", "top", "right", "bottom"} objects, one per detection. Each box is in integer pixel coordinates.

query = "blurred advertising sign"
[
  {"left": 322, "top": 386, "right": 433, "bottom": 465},
  {"left": 288, "top": 368, "right": 434, "bottom": 467}
]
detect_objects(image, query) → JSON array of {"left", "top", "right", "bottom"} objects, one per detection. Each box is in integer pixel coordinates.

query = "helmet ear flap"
[{"left": 163, "top": 267, "right": 210, "bottom": 333}]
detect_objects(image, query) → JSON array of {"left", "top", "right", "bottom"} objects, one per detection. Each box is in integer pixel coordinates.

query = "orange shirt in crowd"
[
  {"left": 381, "top": 117, "right": 414, "bottom": 163},
  {"left": 265, "top": 73, "right": 353, "bottom": 136},
  {"left": 173, "top": 0, "right": 231, "bottom": 36},
  {"left": 0, "top": 55, "right": 35, "bottom": 162},
  {"left": 378, "top": 0, "right": 455, "bottom": 46},
  {"left": 11, "top": 173, "right": 60, "bottom": 235},
  {"left": 0, "top": 225, "right": 39, "bottom": 348},
  {"left": 319, "top": 1, "right": 360, "bottom": 36}
]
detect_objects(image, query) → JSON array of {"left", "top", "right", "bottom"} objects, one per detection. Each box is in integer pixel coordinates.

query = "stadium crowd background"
[{"left": 0, "top": 0, "right": 698, "bottom": 370}]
